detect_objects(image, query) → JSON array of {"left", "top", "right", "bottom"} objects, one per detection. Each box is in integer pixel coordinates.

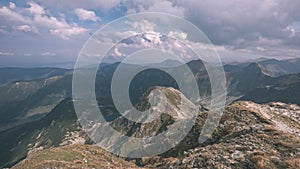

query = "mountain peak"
[
  {"left": 111, "top": 86, "right": 199, "bottom": 140},
  {"left": 244, "top": 62, "right": 262, "bottom": 72},
  {"left": 243, "top": 62, "right": 272, "bottom": 76}
]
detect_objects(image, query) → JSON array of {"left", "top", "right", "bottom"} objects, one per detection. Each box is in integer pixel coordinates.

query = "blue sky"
[{"left": 0, "top": 0, "right": 300, "bottom": 67}]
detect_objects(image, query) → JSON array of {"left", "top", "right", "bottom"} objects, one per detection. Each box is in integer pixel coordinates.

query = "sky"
[{"left": 0, "top": 0, "right": 300, "bottom": 67}]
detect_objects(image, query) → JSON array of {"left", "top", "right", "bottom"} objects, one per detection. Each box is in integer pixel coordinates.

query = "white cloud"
[
  {"left": 74, "top": 8, "right": 100, "bottom": 21},
  {"left": 0, "top": 2, "right": 87, "bottom": 39},
  {"left": 16, "top": 25, "right": 38, "bottom": 33},
  {"left": 127, "top": 19, "right": 156, "bottom": 32},
  {"left": 142, "top": 32, "right": 162, "bottom": 44},
  {"left": 1, "top": 0, "right": 300, "bottom": 62},
  {"left": 0, "top": 51, "right": 14, "bottom": 56},
  {"left": 120, "top": 0, "right": 300, "bottom": 59},
  {"left": 41, "top": 52, "right": 56, "bottom": 56},
  {"left": 17, "top": 25, "right": 31, "bottom": 32},
  {"left": 0, "top": 6, "right": 30, "bottom": 23},
  {"left": 112, "top": 47, "right": 124, "bottom": 57},
  {"left": 33, "top": 14, "right": 88, "bottom": 39},
  {"left": 26, "top": 1, "right": 45, "bottom": 15},
  {"left": 33, "top": 15, "right": 69, "bottom": 28},
  {"left": 9, "top": 2, "right": 16, "bottom": 9},
  {"left": 168, "top": 31, "right": 187, "bottom": 40},
  {"left": 50, "top": 27, "right": 87, "bottom": 40}
]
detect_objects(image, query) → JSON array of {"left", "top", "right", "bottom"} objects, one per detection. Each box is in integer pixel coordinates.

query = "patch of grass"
[
  {"left": 12, "top": 145, "right": 141, "bottom": 169},
  {"left": 35, "top": 148, "right": 83, "bottom": 162}
]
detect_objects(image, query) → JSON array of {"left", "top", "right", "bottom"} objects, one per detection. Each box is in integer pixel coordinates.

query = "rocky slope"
[
  {"left": 111, "top": 86, "right": 199, "bottom": 138},
  {"left": 141, "top": 101, "right": 300, "bottom": 169},
  {"left": 257, "top": 58, "right": 300, "bottom": 77},
  {"left": 9, "top": 87, "right": 300, "bottom": 169}
]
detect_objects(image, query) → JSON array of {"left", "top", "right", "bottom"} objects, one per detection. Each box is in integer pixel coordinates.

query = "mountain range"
[{"left": 0, "top": 58, "right": 299, "bottom": 168}]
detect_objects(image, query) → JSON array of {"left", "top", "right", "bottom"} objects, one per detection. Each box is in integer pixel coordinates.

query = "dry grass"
[
  {"left": 251, "top": 155, "right": 271, "bottom": 169},
  {"left": 257, "top": 133, "right": 271, "bottom": 139},
  {"left": 12, "top": 145, "right": 142, "bottom": 169},
  {"left": 279, "top": 140, "right": 298, "bottom": 148},
  {"left": 286, "top": 158, "right": 300, "bottom": 169}
]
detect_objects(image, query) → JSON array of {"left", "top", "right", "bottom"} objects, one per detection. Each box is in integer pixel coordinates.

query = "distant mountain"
[
  {"left": 0, "top": 74, "right": 72, "bottom": 132},
  {"left": 232, "top": 58, "right": 300, "bottom": 77},
  {"left": 258, "top": 58, "right": 300, "bottom": 77},
  {"left": 142, "top": 59, "right": 184, "bottom": 68},
  {"left": 0, "top": 67, "right": 71, "bottom": 86},
  {"left": 1, "top": 59, "right": 300, "bottom": 168},
  {"left": 240, "top": 73, "right": 300, "bottom": 105},
  {"left": 1, "top": 59, "right": 300, "bottom": 133},
  {"left": 225, "top": 62, "right": 300, "bottom": 105},
  {"left": 227, "top": 62, "right": 275, "bottom": 95}
]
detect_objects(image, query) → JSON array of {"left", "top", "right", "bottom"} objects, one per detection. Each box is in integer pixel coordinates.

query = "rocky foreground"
[
  {"left": 12, "top": 145, "right": 142, "bottom": 169},
  {"left": 140, "top": 101, "right": 300, "bottom": 168},
  {"left": 12, "top": 100, "right": 300, "bottom": 169}
]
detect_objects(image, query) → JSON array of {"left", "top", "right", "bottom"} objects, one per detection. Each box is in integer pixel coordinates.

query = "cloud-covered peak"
[
  {"left": 1, "top": 0, "right": 300, "bottom": 67},
  {"left": 105, "top": 31, "right": 197, "bottom": 63}
]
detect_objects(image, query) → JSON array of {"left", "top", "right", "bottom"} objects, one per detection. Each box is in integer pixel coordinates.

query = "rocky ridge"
[{"left": 9, "top": 88, "right": 300, "bottom": 169}]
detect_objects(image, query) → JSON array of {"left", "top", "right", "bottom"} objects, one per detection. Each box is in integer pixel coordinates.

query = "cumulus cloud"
[
  {"left": 9, "top": 2, "right": 16, "bottom": 9},
  {"left": 175, "top": 0, "right": 300, "bottom": 50},
  {"left": 8, "top": 0, "right": 298, "bottom": 58},
  {"left": 120, "top": 0, "right": 300, "bottom": 59},
  {"left": 112, "top": 47, "right": 124, "bottom": 57},
  {"left": 1, "top": 0, "right": 300, "bottom": 64},
  {"left": 26, "top": 1, "right": 45, "bottom": 15},
  {"left": 16, "top": 25, "right": 38, "bottom": 33},
  {"left": 50, "top": 27, "right": 87, "bottom": 40},
  {"left": 168, "top": 31, "right": 187, "bottom": 40},
  {"left": 0, "top": 6, "right": 30, "bottom": 23},
  {"left": 16, "top": 0, "right": 300, "bottom": 57},
  {"left": 126, "top": 19, "right": 156, "bottom": 32},
  {"left": 74, "top": 8, "right": 100, "bottom": 21},
  {"left": 0, "top": 2, "right": 87, "bottom": 39}
]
